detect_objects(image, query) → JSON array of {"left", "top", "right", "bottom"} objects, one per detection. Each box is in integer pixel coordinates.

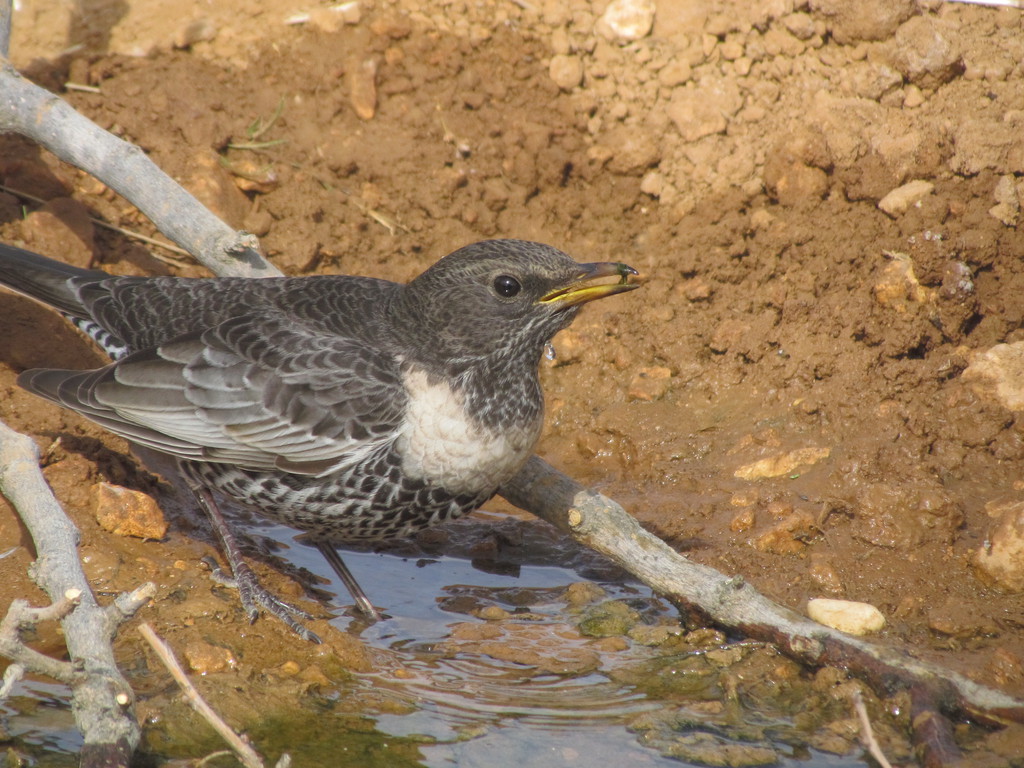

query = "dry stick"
[
  {"left": 0, "top": 0, "right": 9, "bottom": 60},
  {"left": 3, "top": 36, "right": 1024, "bottom": 768},
  {"left": 0, "top": 591, "right": 84, "bottom": 688},
  {"left": 0, "top": 418, "right": 153, "bottom": 768},
  {"left": 851, "top": 688, "right": 894, "bottom": 768},
  {"left": 138, "top": 623, "right": 269, "bottom": 768},
  {"left": 0, "top": 60, "right": 279, "bottom": 279}
]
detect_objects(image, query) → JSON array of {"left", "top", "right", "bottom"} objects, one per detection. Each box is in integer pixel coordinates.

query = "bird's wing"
[{"left": 20, "top": 313, "right": 407, "bottom": 476}]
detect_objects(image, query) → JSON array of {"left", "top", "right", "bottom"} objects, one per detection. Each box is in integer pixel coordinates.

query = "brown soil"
[{"left": 3, "top": 0, "right": 1024, "bottom": 726}]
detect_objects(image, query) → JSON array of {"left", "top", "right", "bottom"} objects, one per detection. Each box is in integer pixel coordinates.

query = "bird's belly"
[{"left": 395, "top": 368, "right": 542, "bottom": 496}]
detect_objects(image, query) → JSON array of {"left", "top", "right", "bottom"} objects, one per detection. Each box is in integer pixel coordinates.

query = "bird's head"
[{"left": 394, "top": 239, "right": 639, "bottom": 374}]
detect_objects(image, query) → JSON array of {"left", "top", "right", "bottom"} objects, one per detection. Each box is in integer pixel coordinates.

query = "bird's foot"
[
  {"left": 232, "top": 560, "right": 322, "bottom": 644},
  {"left": 202, "top": 555, "right": 321, "bottom": 643},
  {"left": 192, "top": 485, "right": 322, "bottom": 643}
]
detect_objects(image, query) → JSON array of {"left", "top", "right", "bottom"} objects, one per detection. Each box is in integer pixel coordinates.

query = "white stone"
[
  {"left": 549, "top": 54, "right": 584, "bottom": 91},
  {"left": 974, "top": 501, "right": 1024, "bottom": 592},
  {"left": 807, "top": 598, "right": 886, "bottom": 635},
  {"left": 962, "top": 342, "right": 1024, "bottom": 412},
  {"left": 597, "top": 0, "right": 656, "bottom": 41},
  {"left": 877, "top": 179, "right": 934, "bottom": 217}
]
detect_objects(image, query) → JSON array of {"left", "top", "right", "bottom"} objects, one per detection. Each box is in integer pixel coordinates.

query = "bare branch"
[
  {"left": 107, "top": 583, "right": 158, "bottom": 634},
  {"left": 0, "top": 0, "right": 9, "bottom": 60},
  {"left": 0, "top": 61, "right": 280, "bottom": 278},
  {"left": 0, "top": 662, "right": 25, "bottom": 699},
  {"left": 0, "top": 597, "right": 82, "bottom": 686},
  {"left": 0, "top": 418, "right": 144, "bottom": 767}
]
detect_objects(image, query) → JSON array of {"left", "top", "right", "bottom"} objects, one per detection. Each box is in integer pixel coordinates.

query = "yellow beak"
[{"left": 539, "top": 262, "right": 640, "bottom": 308}]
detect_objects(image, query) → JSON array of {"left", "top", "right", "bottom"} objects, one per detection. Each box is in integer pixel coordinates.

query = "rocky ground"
[{"left": 3, "top": 0, "right": 1024, "bottom": 762}]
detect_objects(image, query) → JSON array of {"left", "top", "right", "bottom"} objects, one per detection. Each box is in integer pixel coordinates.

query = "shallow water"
[
  {"left": 3, "top": 521, "right": 885, "bottom": 766},
  {"left": 274, "top": 526, "right": 880, "bottom": 768}
]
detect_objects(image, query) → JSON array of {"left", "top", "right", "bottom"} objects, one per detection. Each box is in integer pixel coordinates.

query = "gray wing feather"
[{"left": 20, "top": 312, "right": 407, "bottom": 476}]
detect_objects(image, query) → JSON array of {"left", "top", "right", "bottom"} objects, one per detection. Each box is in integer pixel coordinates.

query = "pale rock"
[
  {"left": 658, "top": 59, "right": 692, "bottom": 87},
  {"left": 550, "top": 26, "right": 571, "bottom": 56},
  {"left": 92, "top": 482, "right": 168, "bottom": 540},
  {"left": 807, "top": 598, "right": 886, "bottom": 635},
  {"left": 973, "top": 500, "right": 1024, "bottom": 592},
  {"left": 183, "top": 640, "right": 235, "bottom": 674},
  {"left": 903, "top": 85, "right": 925, "bottom": 108},
  {"left": 640, "top": 170, "right": 664, "bottom": 197},
  {"left": 628, "top": 366, "right": 672, "bottom": 401},
  {"left": 665, "top": 78, "right": 742, "bottom": 142},
  {"left": 734, "top": 446, "right": 831, "bottom": 480},
  {"left": 597, "top": 125, "right": 661, "bottom": 175},
  {"left": 549, "top": 54, "right": 583, "bottom": 90},
  {"left": 597, "top": 0, "right": 656, "bottom": 41},
  {"left": 348, "top": 56, "right": 378, "bottom": 120},
  {"left": 962, "top": 342, "right": 1024, "bottom": 412},
  {"left": 877, "top": 179, "right": 934, "bottom": 217},
  {"left": 988, "top": 174, "right": 1019, "bottom": 226},
  {"left": 872, "top": 252, "right": 934, "bottom": 311},
  {"left": 719, "top": 38, "right": 744, "bottom": 61},
  {"left": 888, "top": 16, "right": 963, "bottom": 90},
  {"left": 809, "top": 0, "right": 914, "bottom": 44},
  {"left": 782, "top": 12, "right": 816, "bottom": 40}
]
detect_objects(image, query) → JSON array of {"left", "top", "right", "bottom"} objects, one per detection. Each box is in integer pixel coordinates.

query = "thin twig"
[
  {"left": 944, "top": 0, "right": 1022, "bottom": 7},
  {"left": 851, "top": 688, "right": 894, "bottom": 768},
  {"left": 138, "top": 622, "right": 270, "bottom": 768},
  {"left": 501, "top": 456, "right": 1024, "bottom": 729},
  {"left": 64, "top": 82, "right": 101, "bottom": 94}
]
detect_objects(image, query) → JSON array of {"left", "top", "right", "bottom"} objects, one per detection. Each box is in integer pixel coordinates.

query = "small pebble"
[
  {"left": 807, "top": 598, "right": 886, "bottom": 635},
  {"left": 877, "top": 179, "right": 935, "bottom": 218},
  {"left": 549, "top": 54, "right": 583, "bottom": 91},
  {"left": 597, "top": 0, "right": 655, "bottom": 41}
]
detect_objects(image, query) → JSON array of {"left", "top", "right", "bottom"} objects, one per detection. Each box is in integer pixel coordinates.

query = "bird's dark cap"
[{"left": 538, "top": 261, "right": 640, "bottom": 308}]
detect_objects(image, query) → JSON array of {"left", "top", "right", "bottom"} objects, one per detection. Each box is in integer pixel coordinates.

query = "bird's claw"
[{"left": 207, "top": 558, "right": 322, "bottom": 643}]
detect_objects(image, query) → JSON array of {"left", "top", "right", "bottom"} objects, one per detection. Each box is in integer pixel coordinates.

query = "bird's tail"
[{"left": 0, "top": 241, "right": 106, "bottom": 318}]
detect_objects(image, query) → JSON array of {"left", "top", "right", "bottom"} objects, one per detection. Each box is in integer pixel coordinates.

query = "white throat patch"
[{"left": 397, "top": 367, "right": 541, "bottom": 495}]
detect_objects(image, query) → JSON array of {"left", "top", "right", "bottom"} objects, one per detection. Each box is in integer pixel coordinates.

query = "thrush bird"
[{"left": 0, "top": 239, "right": 638, "bottom": 641}]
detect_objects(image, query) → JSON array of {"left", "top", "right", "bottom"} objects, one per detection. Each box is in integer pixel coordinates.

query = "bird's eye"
[{"left": 493, "top": 274, "right": 522, "bottom": 298}]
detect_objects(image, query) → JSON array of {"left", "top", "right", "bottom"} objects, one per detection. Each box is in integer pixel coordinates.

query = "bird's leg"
[
  {"left": 314, "top": 541, "right": 383, "bottom": 622},
  {"left": 191, "top": 486, "right": 322, "bottom": 644}
]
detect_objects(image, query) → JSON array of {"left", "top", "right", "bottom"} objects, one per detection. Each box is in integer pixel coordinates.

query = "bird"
[{"left": 0, "top": 238, "right": 639, "bottom": 641}]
